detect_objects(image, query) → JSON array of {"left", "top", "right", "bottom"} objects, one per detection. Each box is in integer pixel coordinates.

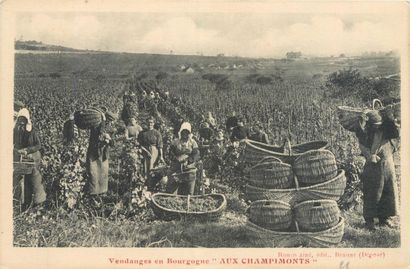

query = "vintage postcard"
[{"left": 0, "top": 0, "right": 409, "bottom": 268}]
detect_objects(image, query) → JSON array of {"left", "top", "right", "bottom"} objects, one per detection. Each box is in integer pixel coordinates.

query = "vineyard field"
[{"left": 13, "top": 50, "right": 400, "bottom": 248}]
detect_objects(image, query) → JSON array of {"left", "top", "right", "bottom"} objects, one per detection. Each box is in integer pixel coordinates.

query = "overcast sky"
[{"left": 16, "top": 12, "right": 404, "bottom": 58}]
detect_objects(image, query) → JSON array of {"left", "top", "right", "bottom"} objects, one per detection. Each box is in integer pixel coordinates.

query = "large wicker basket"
[
  {"left": 337, "top": 102, "right": 400, "bottom": 132},
  {"left": 243, "top": 139, "right": 329, "bottom": 164},
  {"left": 245, "top": 169, "right": 346, "bottom": 205},
  {"left": 336, "top": 106, "right": 367, "bottom": 132},
  {"left": 294, "top": 200, "right": 340, "bottom": 232},
  {"left": 249, "top": 161, "right": 294, "bottom": 189},
  {"left": 249, "top": 200, "right": 292, "bottom": 231},
  {"left": 74, "top": 108, "right": 104, "bottom": 130},
  {"left": 151, "top": 193, "right": 226, "bottom": 221},
  {"left": 246, "top": 217, "right": 345, "bottom": 247},
  {"left": 293, "top": 149, "right": 338, "bottom": 186}
]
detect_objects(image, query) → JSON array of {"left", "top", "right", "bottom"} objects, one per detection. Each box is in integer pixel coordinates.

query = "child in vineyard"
[
  {"left": 85, "top": 111, "right": 117, "bottom": 202},
  {"left": 13, "top": 108, "right": 47, "bottom": 211},
  {"left": 354, "top": 110, "right": 400, "bottom": 231}
]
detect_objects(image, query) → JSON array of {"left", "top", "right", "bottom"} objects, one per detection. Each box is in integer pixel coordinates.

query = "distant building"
[
  {"left": 286, "top": 51, "right": 302, "bottom": 59},
  {"left": 183, "top": 66, "right": 195, "bottom": 73}
]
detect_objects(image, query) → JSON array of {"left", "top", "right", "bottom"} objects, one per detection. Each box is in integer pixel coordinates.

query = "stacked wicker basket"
[{"left": 243, "top": 139, "right": 346, "bottom": 247}]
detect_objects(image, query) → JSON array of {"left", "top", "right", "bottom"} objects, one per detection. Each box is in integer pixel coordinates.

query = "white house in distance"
[{"left": 183, "top": 66, "right": 195, "bottom": 74}]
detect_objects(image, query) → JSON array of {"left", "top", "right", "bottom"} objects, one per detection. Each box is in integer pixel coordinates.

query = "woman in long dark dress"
[
  {"left": 85, "top": 112, "right": 116, "bottom": 197},
  {"left": 354, "top": 110, "right": 400, "bottom": 230},
  {"left": 13, "top": 108, "right": 46, "bottom": 210}
]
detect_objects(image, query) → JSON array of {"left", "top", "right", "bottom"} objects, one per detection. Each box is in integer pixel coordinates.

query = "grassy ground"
[{"left": 13, "top": 192, "right": 400, "bottom": 248}]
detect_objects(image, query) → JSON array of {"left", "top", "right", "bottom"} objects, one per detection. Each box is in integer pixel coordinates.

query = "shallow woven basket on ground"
[
  {"left": 243, "top": 139, "right": 329, "bottom": 164},
  {"left": 294, "top": 199, "right": 340, "bottom": 232},
  {"left": 246, "top": 217, "right": 345, "bottom": 247},
  {"left": 249, "top": 200, "right": 293, "bottom": 231},
  {"left": 151, "top": 192, "right": 226, "bottom": 221},
  {"left": 293, "top": 149, "right": 338, "bottom": 185},
  {"left": 74, "top": 108, "right": 104, "bottom": 130},
  {"left": 245, "top": 169, "right": 346, "bottom": 205},
  {"left": 249, "top": 161, "right": 294, "bottom": 189}
]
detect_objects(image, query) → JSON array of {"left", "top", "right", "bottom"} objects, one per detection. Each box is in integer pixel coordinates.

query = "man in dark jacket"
[
  {"left": 230, "top": 117, "right": 250, "bottom": 142},
  {"left": 62, "top": 114, "right": 78, "bottom": 145}
]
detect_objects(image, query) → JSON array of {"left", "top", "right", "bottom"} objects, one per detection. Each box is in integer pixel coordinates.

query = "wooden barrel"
[
  {"left": 249, "top": 200, "right": 292, "bottom": 231},
  {"left": 74, "top": 108, "right": 103, "bottom": 130},
  {"left": 293, "top": 149, "right": 338, "bottom": 185},
  {"left": 249, "top": 161, "right": 294, "bottom": 189},
  {"left": 294, "top": 200, "right": 340, "bottom": 232}
]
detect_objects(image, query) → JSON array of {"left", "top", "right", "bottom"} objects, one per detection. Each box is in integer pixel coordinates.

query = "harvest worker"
[
  {"left": 230, "top": 117, "right": 250, "bottom": 142},
  {"left": 85, "top": 111, "right": 117, "bottom": 199},
  {"left": 124, "top": 117, "right": 143, "bottom": 140},
  {"left": 354, "top": 110, "right": 399, "bottom": 231},
  {"left": 137, "top": 117, "right": 165, "bottom": 183},
  {"left": 13, "top": 100, "right": 25, "bottom": 121},
  {"left": 204, "top": 111, "right": 217, "bottom": 129},
  {"left": 13, "top": 108, "right": 46, "bottom": 210},
  {"left": 250, "top": 121, "right": 270, "bottom": 144},
  {"left": 167, "top": 125, "right": 200, "bottom": 195},
  {"left": 226, "top": 111, "right": 238, "bottom": 133},
  {"left": 62, "top": 113, "right": 79, "bottom": 145}
]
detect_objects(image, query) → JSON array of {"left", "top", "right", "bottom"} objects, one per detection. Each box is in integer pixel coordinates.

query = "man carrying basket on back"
[{"left": 354, "top": 109, "right": 400, "bottom": 231}]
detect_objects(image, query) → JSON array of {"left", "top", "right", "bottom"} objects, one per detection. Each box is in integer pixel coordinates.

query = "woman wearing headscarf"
[
  {"left": 354, "top": 110, "right": 400, "bottom": 230},
  {"left": 85, "top": 111, "right": 117, "bottom": 197},
  {"left": 13, "top": 108, "right": 46, "bottom": 210},
  {"left": 167, "top": 125, "right": 200, "bottom": 195}
]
